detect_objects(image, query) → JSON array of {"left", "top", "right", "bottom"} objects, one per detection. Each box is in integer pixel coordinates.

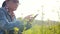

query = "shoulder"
[
  {"left": 0, "top": 7, "right": 6, "bottom": 15},
  {"left": 0, "top": 7, "right": 4, "bottom": 13},
  {"left": 0, "top": 7, "right": 7, "bottom": 13},
  {"left": 0, "top": 7, "right": 4, "bottom": 11}
]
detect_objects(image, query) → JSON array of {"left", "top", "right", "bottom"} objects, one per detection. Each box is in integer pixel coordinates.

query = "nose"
[
  {"left": 15, "top": 3, "right": 19, "bottom": 7},
  {"left": 16, "top": 3, "right": 20, "bottom": 6}
]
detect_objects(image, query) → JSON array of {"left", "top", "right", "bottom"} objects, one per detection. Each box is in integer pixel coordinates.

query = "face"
[{"left": 6, "top": 0, "right": 19, "bottom": 11}]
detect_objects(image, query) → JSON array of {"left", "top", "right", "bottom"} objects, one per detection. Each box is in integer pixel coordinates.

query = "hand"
[{"left": 24, "top": 14, "right": 34, "bottom": 22}]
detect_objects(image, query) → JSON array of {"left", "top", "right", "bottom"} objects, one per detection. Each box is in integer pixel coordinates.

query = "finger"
[{"left": 24, "top": 15, "right": 33, "bottom": 19}]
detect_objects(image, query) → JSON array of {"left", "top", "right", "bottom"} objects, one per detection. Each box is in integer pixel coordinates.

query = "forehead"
[
  {"left": 7, "top": 0, "right": 19, "bottom": 2},
  {"left": 8, "top": 0, "right": 19, "bottom": 3},
  {"left": 12, "top": 0, "right": 19, "bottom": 1}
]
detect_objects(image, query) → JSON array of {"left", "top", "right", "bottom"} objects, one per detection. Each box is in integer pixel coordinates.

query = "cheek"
[
  {"left": 10, "top": 4, "right": 16, "bottom": 9},
  {"left": 12, "top": 4, "right": 18, "bottom": 8},
  {"left": 11, "top": 5, "right": 18, "bottom": 10},
  {"left": 9, "top": 4, "right": 14, "bottom": 8},
  {"left": 9, "top": 3, "right": 18, "bottom": 10}
]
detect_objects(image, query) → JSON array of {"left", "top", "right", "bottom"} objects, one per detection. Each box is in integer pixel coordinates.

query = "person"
[{"left": 0, "top": 0, "right": 33, "bottom": 34}]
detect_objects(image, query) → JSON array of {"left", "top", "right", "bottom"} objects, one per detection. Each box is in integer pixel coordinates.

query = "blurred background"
[
  {"left": 0, "top": 0, "right": 60, "bottom": 34},
  {"left": 1, "top": 0, "right": 60, "bottom": 21}
]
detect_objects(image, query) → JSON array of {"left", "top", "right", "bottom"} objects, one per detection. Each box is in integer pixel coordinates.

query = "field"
[
  {"left": 18, "top": 18, "right": 60, "bottom": 34},
  {"left": 22, "top": 23, "right": 60, "bottom": 34}
]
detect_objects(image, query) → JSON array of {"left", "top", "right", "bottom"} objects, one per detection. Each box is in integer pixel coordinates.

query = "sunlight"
[{"left": 0, "top": 0, "right": 60, "bottom": 21}]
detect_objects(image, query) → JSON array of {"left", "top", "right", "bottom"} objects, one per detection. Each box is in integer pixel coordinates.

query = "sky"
[{"left": 0, "top": 0, "right": 60, "bottom": 21}]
